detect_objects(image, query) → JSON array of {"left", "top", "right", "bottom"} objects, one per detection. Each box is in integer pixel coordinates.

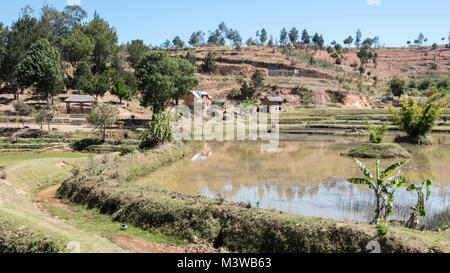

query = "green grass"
[
  {"left": 41, "top": 197, "right": 187, "bottom": 246},
  {"left": 344, "top": 143, "right": 412, "bottom": 159},
  {"left": 0, "top": 152, "right": 88, "bottom": 166}
]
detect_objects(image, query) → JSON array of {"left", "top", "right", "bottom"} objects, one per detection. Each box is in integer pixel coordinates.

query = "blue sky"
[{"left": 1, "top": 0, "right": 449, "bottom": 47}]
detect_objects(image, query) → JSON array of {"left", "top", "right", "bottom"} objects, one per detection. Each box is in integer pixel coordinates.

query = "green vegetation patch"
[
  {"left": 344, "top": 143, "right": 412, "bottom": 159},
  {"left": 85, "top": 144, "right": 138, "bottom": 155}
]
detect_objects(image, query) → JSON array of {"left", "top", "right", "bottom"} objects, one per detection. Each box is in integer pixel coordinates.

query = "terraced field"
[{"left": 280, "top": 108, "right": 450, "bottom": 135}]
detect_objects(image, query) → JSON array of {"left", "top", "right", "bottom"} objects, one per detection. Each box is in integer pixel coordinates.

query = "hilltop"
[{"left": 172, "top": 45, "right": 449, "bottom": 108}]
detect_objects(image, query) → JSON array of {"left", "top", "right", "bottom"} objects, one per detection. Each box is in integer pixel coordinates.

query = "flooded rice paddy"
[{"left": 134, "top": 135, "right": 450, "bottom": 224}]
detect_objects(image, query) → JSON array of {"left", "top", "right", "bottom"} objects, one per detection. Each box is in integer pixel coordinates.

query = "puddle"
[
  {"left": 114, "top": 235, "right": 164, "bottom": 253},
  {"left": 38, "top": 184, "right": 75, "bottom": 214},
  {"left": 114, "top": 234, "right": 218, "bottom": 253}
]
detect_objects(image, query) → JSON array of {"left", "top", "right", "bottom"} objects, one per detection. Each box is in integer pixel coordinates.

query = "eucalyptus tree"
[{"left": 279, "top": 28, "right": 288, "bottom": 46}]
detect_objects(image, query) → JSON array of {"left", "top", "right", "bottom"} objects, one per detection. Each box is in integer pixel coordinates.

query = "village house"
[
  {"left": 262, "top": 96, "right": 284, "bottom": 112},
  {"left": 184, "top": 91, "right": 213, "bottom": 105},
  {"left": 64, "top": 95, "right": 95, "bottom": 114}
]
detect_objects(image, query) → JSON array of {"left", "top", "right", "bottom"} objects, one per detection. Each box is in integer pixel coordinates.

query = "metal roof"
[
  {"left": 191, "top": 91, "right": 212, "bottom": 99},
  {"left": 265, "top": 96, "right": 284, "bottom": 102},
  {"left": 64, "top": 95, "right": 95, "bottom": 103}
]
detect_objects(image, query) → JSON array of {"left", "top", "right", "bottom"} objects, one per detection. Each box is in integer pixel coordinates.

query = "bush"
[
  {"left": 418, "top": 78, "right": 432, "bottom": 90},
  {"left": 87, "top": 103, "right": 120, "bottom": 141},
  {"left": 251, "top": 70, "right": 264, "bottom": 89},
  {"left": 389, "top": 77, "right": 406, "bottom": 97},
  {"left": 85, "top": 144, "right": 137, "bottom": 155},
  {"left": 389, "top": 95, "right": 447, "bottom": 141},
  {"left": 140, "top": 112, "right": 174, "bottom": 149},
  {"left": 364, "top": 119, "right": 389, "bottom": 143},
  {"left": 71, "top": 138, "right": 104, "bottom": 151},
  {"left": 202, "top": 52, "right": 217, "bottom": 74}
]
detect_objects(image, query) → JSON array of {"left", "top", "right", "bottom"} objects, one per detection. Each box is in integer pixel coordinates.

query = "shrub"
[
  {"left": 418, "top": 78, "right": 432, "bottom": 90},
  {"left": 87, "top": 103, "right": 120, "bottom": 141},
  {"left": 437, "top": 77, "right": 449, "bottom": 89},
  {"left": 335, "top": 58, "right": 342, "bottom": 65},
  {"left": 364, "top": 118, "right": 389, "bottom": 143},
  {"left": 230, "top": 88, "right": 241, "bottom": 97},
  {"left": 13, "top": 100, "right": 34, "bottom": 127},
  {"left": 389, "top": 77, "right": 406, "bottom": 97},
  {"left": 202, "top": 52, "right": 217, "bottom": 74},
  {"left": 251, "top": 70, "right": 264, "bottom": 89},
  {"left": 343, "top": 83, "right": 352, "bottom": 91},
  {"left": 71, "top": 138, "right": 104, "bottom": 151},
  {"left": 140, "top": 112, "right": 174, "bottom": 149},
  {"left": 389, "top": 95, "right": 447, "bottom": 141}
]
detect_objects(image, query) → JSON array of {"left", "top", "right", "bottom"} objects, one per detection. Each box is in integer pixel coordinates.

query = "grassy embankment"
[
  {"left": 0, "top": 142, "right": 191, "bottom": 253},
  {"left": 56, "top": 142, "right": 450, "bottom": 253}
]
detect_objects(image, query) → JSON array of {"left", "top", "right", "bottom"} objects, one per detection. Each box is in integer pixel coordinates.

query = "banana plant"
[
  {"left": 406, "top": 179, "right": 432, "bottom": 229},
  {"left": 347, "top": 156, "right": 407, "bottom": 223}
]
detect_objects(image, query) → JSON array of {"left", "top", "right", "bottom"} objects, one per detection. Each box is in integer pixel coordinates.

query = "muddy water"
[
  {"left": 134, "top": 135, "right": 450, "bottom": 223},
  {"left": 38, "top": 184, "right": 75, "bottom": 214}
]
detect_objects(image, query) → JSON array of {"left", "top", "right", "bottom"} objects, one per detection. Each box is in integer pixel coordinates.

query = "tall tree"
[
  {"left": 126, "top": 39, "right": 149, "bottom": 69},
  {"left": 172, "top": 36, "right": 185, "bottom": 49},
  {"left": 111, "top": 78, "right": 132, "bottom": 104},
  {"left": 207, "top": 30, "right": 225, "bottom": 46},
  {"left": 218, "top": 22, "right": 229, "bottom": 41},
  {"left": 85, "top": 13, "right": 118, "bottom": 74},
  {"left": 418, "top": 33, "right": 425, "bottom": 46},
  {"left": 189, "top": 31, "right": 200, "bottom": 47},
  {"left": 63, "top": 5, "right": 88, "bottom": 27},
  {"left": 344, "top": 35, "right": 353, "bottom": 48},
  {"left": 289, "top": 27, "right": 299, "bottom": 44},
  {"left": 15, "top": 39, "right": 64, "bottom": 103},
  {"left": 260, "top": 28, "right": 268, "bottom": 45},
  {"left": 301, "top": 29, "right": 310, "bottom": 45},
  {"left": 135, "top": 51, "right": 198, "bottom": 114},
  {"left": 173, "top": 57, "right": 199, "bottom": 105},
  {"left": 61, "top": 28, "right": 94, "bottom": 66},
  {"left": 355, "top": 29, "right": 362, "bottom": 48},
  {"left": 1, "top": 14, "right": 45, "bottom": 99},
  {"left": 312, "top": 33, "right": 320, "bottom": 47},
  {"left": 279, "top": 28, "right": 288, "bottom": 46},
  {"left": 227, "top": 29, "right": 242, "bottom": 49},
  {"left": 81, "top": 72, "right": 110, "bottom": 99},
  {"left": 202, "top": 52, "right": 217, "bottom": 74},
  {"left": 39, "top": 5, "right": 87, "bottom": 49},
  {"left": 0, "top": 23, "right": 8, "bottom": 75}
]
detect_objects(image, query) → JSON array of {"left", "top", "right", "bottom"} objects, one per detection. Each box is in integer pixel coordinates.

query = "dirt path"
[
  {"left": 37, "top": 183, "right": 220, "bottom": 253},
  {"left": 37, "top": 184, "right": 75, "bottom": 214}
]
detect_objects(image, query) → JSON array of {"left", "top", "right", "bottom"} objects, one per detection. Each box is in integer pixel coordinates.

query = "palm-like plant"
[
  {"left": 406, "top": 179, "right": 432, "bottom": 229},
  {"left": 347, "top": 156, "right": 407, "bottom": 223},
  {"left": 140, "top": 112, "right": 177, "bottom": 149}
]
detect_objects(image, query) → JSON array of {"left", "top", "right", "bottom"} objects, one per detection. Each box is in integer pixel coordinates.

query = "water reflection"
[
  {"left": 134, "top": 137, "right": 450, "bottom": 223},
  {"left": 191, "top": 143, "right": 212, "bottom": 161}
]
